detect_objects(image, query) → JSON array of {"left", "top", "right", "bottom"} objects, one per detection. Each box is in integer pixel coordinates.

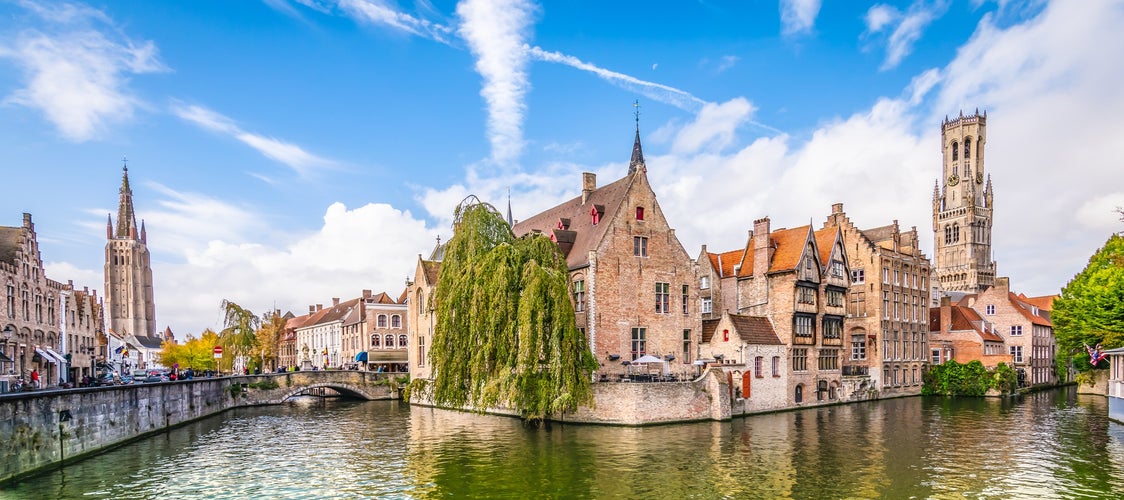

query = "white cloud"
[
  {"left": 337, "top": 0, "right": 454, "bottom": 44},
  {"left": 429, "top": 0, "right": 1124, "bottom": 302},
  {"left": 529, "top": 46, "right": 706, "bottom": 113},
  {"left": 864, "top": 1, "right": 949, "bottom": 70},
  {"left": 716, "top": 55, "right": 739, "bottom": 73},
  {"left": 456, "top": 0, "right": 536, "bottom": 167},
  {"left": 136, "top": 196, "right": 436, "bottom": 334},
  {"left": 671, "top": 98, "right": 756, "bottom": 154},
  {"left": 0, "top": 1, "right": 166, "bottom": 141},
  {"left": 171, "top": 102, "right": 333, "bottom": 176},
  {"left": 780, "top": 0, "right": 822, "bottom": 36},
  {"left": 865, "top": 4, "right": 897, "bottom": 33}
]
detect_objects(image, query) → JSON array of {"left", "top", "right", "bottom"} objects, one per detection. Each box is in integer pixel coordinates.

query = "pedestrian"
[
  {"left": 81, "top": 374, "right": 90, "bottom": 387},
  {"left": 30, "top": 368, "right": 39, "bottom": 388}
]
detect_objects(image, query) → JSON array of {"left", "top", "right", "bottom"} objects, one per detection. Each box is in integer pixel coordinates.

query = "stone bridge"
[
  {"left": 230, "top": 370, "right": 406, "bottom": 404},
  {"left": 0, "top": 370, "right": 405, "bottom": 484}
]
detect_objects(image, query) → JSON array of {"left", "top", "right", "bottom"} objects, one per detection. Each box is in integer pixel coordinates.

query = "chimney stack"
[
  {"left": 316, "top": 304, "right": 323, "bottom": 311},
  {"left": 362, "top": 289, "right": 372, "bottom": 299},
  {"left": 582, "top": 172, "right": 596, "bottom": 204},
  {"left": 831, "top": 203, "right": 843, "bottom": 215},
  {"left": 309, "top": 305, "right": 316, "bottom": 314},
  {"left": 332, "top": 297, "right": 340, "bottom": 307}
]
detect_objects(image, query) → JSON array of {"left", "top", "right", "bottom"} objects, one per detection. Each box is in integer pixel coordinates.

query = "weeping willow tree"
[{"left": 427, "top": 197, "right": 597, "bottom": 421}]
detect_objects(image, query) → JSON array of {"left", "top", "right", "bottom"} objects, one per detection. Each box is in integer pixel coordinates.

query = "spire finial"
[
  {"left": 633, "top": 99, "right": 640, "bottom": 130},
  {"left": 123, "top": 155, "right": 128, "bottom": 172},
  {"left": 628, "top": 100, "right": 646, "bottom": 175}
]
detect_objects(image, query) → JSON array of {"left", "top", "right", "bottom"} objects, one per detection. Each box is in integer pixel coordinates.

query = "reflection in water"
[{"left": 3, "top": 388, "right": 1124, "bottom": 499}]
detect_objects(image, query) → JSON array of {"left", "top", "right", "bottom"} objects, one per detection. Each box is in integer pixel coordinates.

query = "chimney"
[
  {"left": 362, "top": 289, "right": 372, "bottom": 299},
  {"left": 753, "top": 217, "right": 771, "bottom": 278},
  {"left": 316, "top": 304, "right": 323, "bottom": 311},
  {"left": 831, "top": 203, "right": 843, "bottom": 215},
  {"left": 332, "top": 297, "right": 340, "bottom": 307},
  {"left": 23, "top": 212, "right": 32, "bottom": 229},
  {"left": 939, "top": 297, "right": 952, "bottom": 334},
  {"left": 582, "top": 172, "right": 596, "bottom": 204},
  {"left": 309, "top": 305, "right": 316, "bottom": 314}
]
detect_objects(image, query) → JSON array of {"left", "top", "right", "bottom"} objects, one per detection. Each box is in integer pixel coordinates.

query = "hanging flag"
[
  {"left": 114, "top": 345, "right": 124, "bottom": 354},
  {"left": 1085, "top": 343, "right": 1107, "bottom": 367}
]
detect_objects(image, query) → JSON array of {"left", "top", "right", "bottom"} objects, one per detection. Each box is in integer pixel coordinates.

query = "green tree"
[
  {"left": 255, "top": 311, "right": 286, "bottom": 371},
  {"left": 220, "top": 300, "right": 260, "bottom": 373},
  {"left": 158, "top": 329, "right": 220, "bottom": 372},
  {"left": 426, "top": 197, "right": 597, "bottom": 421},
  {"left": 1053, "top": 233, "right": 1124, "bottom": 371}
]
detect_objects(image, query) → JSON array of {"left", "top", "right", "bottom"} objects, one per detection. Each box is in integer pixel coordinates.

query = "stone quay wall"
[
  {"left": 411, "top": 368, "right": 732, "bottom": 425},
  {"left": 0, "top": 371, "right": 399, "bottom": 484}
]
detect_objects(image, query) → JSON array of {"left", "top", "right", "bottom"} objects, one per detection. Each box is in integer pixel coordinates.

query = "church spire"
[
  {"left": 115, "top": 158, "right": 139, "bottom": 240},
  {"left": 628, "top": 100, "right": 646, "bottom": 175},
  {"left": 505, "top": 188, "right": 514, "bottom": 227}
]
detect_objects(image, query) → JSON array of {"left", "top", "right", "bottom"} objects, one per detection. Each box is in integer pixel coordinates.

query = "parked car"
[
  {"left": 143, "top": 370, "right": 169, "bottom": 383},
  {"left": 89, "top": 373, "right": 116, "bottom": 387}
]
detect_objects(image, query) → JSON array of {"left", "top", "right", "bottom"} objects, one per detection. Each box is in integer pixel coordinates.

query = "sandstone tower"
[
  {"left": 932, "top": 110, "right": 996, "bottom": 292},
  {"left": 104, "top": 163, "right": 157, "bottom": 338}
]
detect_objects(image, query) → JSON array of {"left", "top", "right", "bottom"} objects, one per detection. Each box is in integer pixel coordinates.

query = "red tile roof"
[
  {"left": 1008, "top": 292, "right": 1052, "bottom": 327},
  {"left": 729, "top": 314, "right": 782, "bottom": 345},
  {"left": 767, "top": 226, "right": 813, "bottom": 273},
  {"left": 813, "top": 227, "right": 837, "bottom": 268},
  {"left": 1018, "top": 293, "right": 1057, "bottom": 312},
  {"left": 707, "top": 249, "right": 744, "bottom": 278}
]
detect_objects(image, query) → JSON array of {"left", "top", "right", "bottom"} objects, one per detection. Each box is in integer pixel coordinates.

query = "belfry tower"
[
  {"left": 932, "top": 110, "right": 996, "bottom": 292},
  {"left": 104, "top": 162, "right": 157, "bottom": 338}
]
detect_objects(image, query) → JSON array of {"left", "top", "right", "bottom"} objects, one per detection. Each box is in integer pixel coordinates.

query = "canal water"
[{"left": 3, "top": 387, "right": 1124, "bottom": 499}]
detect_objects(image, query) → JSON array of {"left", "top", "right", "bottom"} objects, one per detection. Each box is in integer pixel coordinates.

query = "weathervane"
[
  {"left": 633, "top": 100, "right": 641, "bottom": 127},
  {"left": 122, "top": 155, "right": 128, "bottom": 171}
]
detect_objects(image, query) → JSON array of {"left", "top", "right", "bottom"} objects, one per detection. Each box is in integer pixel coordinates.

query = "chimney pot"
[
  {"left": 831, "top": 203, "right": 843, "bottom": 214},
  {"left": 332, "top": 297, "right": 340, "bottom": 306}
]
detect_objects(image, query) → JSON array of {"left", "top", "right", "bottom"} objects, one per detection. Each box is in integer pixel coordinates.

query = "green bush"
[{"left": 923, "top": 360, "right": 1013, "bottom": 396}]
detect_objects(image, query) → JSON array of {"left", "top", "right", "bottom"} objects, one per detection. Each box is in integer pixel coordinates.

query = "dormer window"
[
  {"left": 591, "top": 205, "right": 604, "bottom": 225},
  {"left": 636, "top": 207, "right": 645, "bottom": 221},
  {"left": 557, "top": 218, "right": 570, "bottom": 230}
]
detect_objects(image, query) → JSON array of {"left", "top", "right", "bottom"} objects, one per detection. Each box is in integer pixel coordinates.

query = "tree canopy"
[
  {"left": 220, "top": 299, "right": 261, "bottom": 372},
  {"left": 158, "top": 329, "right": 220, "bottom": 371},
  {"left": 1053, "top": 233, "right": 1124, "bottom": 371},
  {"left": 427, "top": 197, "right": 597, "bottom": 421}
]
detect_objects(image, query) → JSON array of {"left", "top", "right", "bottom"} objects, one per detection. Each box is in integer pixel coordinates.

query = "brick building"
[
  {"left": 362, "top": 290, "right": 408, "bottom": 372},
  {"left": 959, "top": 278, "right": 1056, "bottom": 386},
  {"left": 929, "top": 296, "right": 1012, "bottom": 368},
  {"left": 699, "top": 311, "right": 788, "bottom": 413},
  {"left": 1, "top": 213, "right": 69, "bottom": 388},
  {"left": 823, "top": 203, "right": 931, "bottom": 397},
  {"left": 62, "top": 284, "right": 107, "bottom": 382},
  {"left": 511, "top": 126, "right": 701, "bottom": 379},
  {"left": 407, "top": 239, "right": 442, "bottom": 381},
  {"left": 701, "top": 216, "right": 852, "bottom": 406}
]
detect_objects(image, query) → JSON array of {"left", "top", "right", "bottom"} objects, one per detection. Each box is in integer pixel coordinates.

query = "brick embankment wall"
[{"left": 410, "top": 368, "right": 731, "bottom": 425}]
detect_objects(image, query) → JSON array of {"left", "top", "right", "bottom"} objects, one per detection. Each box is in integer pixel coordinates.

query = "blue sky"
[{"left": 1, "top": 0, "right": 1122, "bottom": 336}]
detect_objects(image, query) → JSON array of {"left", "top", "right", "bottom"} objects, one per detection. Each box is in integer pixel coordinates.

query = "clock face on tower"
[{"left": 947, "top": 173, "right": 960, "bottom": 186}]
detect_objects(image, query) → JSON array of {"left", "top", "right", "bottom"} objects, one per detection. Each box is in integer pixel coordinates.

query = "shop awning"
[
  {"left": 367, "top": 350, "right": 408, "bottom": 362},
  {"left": 34, "top": 348, "right": 58, "bottom": 364},
  {"left": 44, "top": 347, "right": 68, "bottom": 364},
  {"left": 355, "top": 351, "right": 368, "bottom": 362},
  {"left": 0, "top": 351, "right": 13, "bottom": 363}
]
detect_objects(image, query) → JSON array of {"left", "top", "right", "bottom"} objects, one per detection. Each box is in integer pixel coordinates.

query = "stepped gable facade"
[
  {"left": 823, "top": 202, "right": 931, "bottom": 396},
  {"left": 511, "top": 127, "right": 701, "bottom": 379}
]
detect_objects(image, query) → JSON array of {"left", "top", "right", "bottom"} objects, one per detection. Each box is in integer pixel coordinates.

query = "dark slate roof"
[
  {"left": 133, "top": 335, "right": 165, "bottom": 349},
  {"left": 0, "top": 226, "right": 21, "bottom": 265},
  {"left": 421, "top": 260, "right": 441, "bottom": 285},
  {"left": 860, "top": 224, "right": 895, "bottom": 243},
  {"left": 701, "top": 318, "right": 720, "bottom": 343},
  {"left": 512, "top": 174, "right": 635, "bottom": 270},
  {"left": 729, "top": 314, "right": 783, "bottom": 345}
]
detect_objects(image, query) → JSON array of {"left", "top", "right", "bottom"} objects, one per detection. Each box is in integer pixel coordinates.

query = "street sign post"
[{"left": 213, "top": 346, "right": 223, "bottom": 359}]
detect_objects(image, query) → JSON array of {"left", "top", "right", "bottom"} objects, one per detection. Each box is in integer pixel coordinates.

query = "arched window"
[
  {"left": 951, "top": 141, "right": 959, "bottom": 161},
  {"left": 385, "top": 334, "right": 394, "bottom": 348},
  {"left": 399, "top": 334, "right": 408, "bottom": 348},
  {"left": 964, "top": 137, "right": 971, "bottom": 158},
  {"left": 377, "top": 314, "right": 387, "bottom": 328},
  {"left": 794, "top": 384, "right": 804, "bottom": 403},
  {"left": 372, "top": 335, "right": 380, "bottom": 348},
  {"left": 391, "top": 315, "right": 401, "bottom": 328}
]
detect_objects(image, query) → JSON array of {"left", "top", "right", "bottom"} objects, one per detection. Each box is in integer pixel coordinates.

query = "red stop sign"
[{"left": 213, "top": 346, "right": 223, "bottom": 355}]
